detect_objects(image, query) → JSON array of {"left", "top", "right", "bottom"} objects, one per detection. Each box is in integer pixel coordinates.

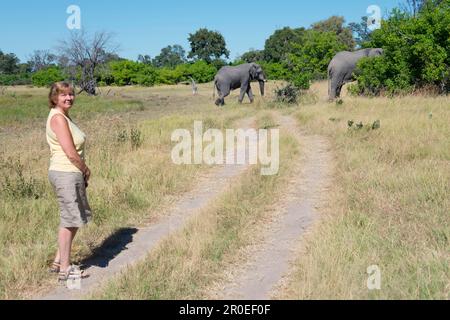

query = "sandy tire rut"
[{"left": 207, "top": 113, "right": 333, "bottom": 300}]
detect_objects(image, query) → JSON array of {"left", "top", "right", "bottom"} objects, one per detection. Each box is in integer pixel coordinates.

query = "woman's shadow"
[{"left": 79, "top": 228, "right": 139, "bottom": 269}]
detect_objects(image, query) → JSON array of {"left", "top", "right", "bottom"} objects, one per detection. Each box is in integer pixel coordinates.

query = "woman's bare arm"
[{"left": 50, "top": 114, "right": 90, "bottom": 181}]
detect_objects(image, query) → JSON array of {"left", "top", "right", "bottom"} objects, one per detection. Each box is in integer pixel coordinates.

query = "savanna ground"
[{"left": 0, "top": 80, "right": 448, "bottom": 299}]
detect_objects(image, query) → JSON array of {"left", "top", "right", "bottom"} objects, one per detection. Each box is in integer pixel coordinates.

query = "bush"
[
  {"left": 104, "top": 60, "right": 216, "bottom": 87},
  {"left": 109, "top": 60, "right": 148, "bottom": 86},
  {"left": 0, "top": 73, "right": 32, "bottom": 86},
  {"left": 274, "top": 83, "right": 302, "bottom": 104},
  {"left": 31, "top": 67, "right": 65, "bottom": 87},
  {"left": 184, "top": 61, "right": 217, "bottom": 83},
  {"left": 354, "top": 2, "right": 450, "bottom": 95},
  {"left": 349, "top": 56, "right": 413, "bottom": 96},
  {"left": 288, "top": 30, "right": 348, "bottom": 84},
  {"left": 259, "top": 62, "right": 292, "bottom": 80}
]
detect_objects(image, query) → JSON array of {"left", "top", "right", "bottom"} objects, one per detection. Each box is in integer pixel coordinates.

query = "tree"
[
  {"left": 188, "top": 28, "right": 230, "bottom": 63},
  {"left": 352, "top": 1, "right": 450, "bottom": 95},
  {"left": 264, "top": 27, "right": 305, "bottom": 63},
  {"left": 31, "top": 66, "right": 65, "bottom": 87},
  {"left": 137, "top": 54, "right": 152, "bottom": 65},
  {"left": 58, "top": 31, "right": 117, "bottom": 95},
  {"left": 152, "top": 45, "right": 186, "bottom": 68},
  {"left": 311, "top": 16, "right": 355, "bottom": 50},
  {"left": 240, "top": 49, "right": 265, "bottom": 63},
  {"left": 0, "top": 51, "right": 20, "bottom": 74},
  {"left": 400, "top": 0, "right": 445, "bottom": 16},
  {"left": 400, "top": 0, "right": 426, "bottom": 17},
  {"left": 349, "top": 17, "right": 372, "bottom": 47},
  {"left": 288, "top": 30, "right": 349, "bottom": 85},
  {"left": 27, "top": 50, "right": 57, "bottom": 72}
]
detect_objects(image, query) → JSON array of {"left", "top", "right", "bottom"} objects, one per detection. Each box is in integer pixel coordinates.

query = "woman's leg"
[
  {"left": 54, "top": 229, "right": 77, "bottom": 264},
  {"left": 58, "top": 227, "right": 78, "bottom": 271}
]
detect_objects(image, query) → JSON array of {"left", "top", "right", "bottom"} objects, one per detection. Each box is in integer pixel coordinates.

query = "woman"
[{"left": 46, "top": 82, "right": 91, "bottom": 281}]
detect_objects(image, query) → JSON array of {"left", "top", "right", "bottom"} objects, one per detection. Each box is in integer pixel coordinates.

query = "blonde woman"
[{"left": 46, "top": 82, "right": 91, "bottom": 281}]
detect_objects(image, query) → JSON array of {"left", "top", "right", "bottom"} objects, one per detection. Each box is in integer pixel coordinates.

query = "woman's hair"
[{"left": 48, "top": 82, "right": 75, "bottom": 109}]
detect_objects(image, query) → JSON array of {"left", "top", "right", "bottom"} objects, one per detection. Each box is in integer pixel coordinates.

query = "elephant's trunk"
[{"left": 259, "top": 80, "right": 265, "bottom": 97}]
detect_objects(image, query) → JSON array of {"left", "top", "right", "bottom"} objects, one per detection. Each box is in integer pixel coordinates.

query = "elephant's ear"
[{"left": 249, "top": 64, "right": 257, "bottom": 79}]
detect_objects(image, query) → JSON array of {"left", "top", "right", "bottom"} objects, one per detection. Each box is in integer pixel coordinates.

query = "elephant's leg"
[
  {"left": 216, "top": 85, "right": 230, "bottom": 106},
  {"left": 238, "top": 84, "right": 248, "bottom": 103},
  {"left": 329, "top": 81, "right": 338, "bottom": 100},
  {"left": 336, "top": 84, "right": 344, "bottom": 98},
  {"left": 330, "top": 76, "right": 343, "bottom": 100},
  {"left": 246, "top": 85, "right": 254, "bottom": 103}
]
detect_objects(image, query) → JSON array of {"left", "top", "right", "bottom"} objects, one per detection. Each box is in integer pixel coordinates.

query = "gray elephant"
[
  {"left": 214, "top": 63, "right": 266, "bottom": 106},
  {"left": 328, "top": 48, "right": 384, "bottom": 100}
]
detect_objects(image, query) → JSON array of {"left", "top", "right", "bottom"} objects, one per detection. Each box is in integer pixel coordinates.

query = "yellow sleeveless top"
[{"left": 46, "top": 108, "right": 86, "bottom": 173}]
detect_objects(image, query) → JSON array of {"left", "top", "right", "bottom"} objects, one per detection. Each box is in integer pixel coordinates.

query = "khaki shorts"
[{"left": 49, "top": 171, "right": 92, "bottom": 228}]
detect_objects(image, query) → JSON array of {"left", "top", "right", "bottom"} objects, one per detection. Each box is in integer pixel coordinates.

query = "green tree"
[
  {"left": 152, "top": 45, "right": 187, "bottom": 68},
  {"left": 288, "top": 30, "right": 348, "bottom": 82},
  {"left": 31, "top": 66, "right": 65, "bottom": 87},
  {"left": 0, "top": 50, "right": 20, "bottom": 74},
  {"left": 188, "top": 28, "right": 230, "bottom": 63},
  {"left": 137, "top": 54, "right": 152, "bottom": 65},
  {"left": 183, "top": 60, "right": 217, "bottom": 83},
  {"left": 311, "top": 16, "right": 355, "bottom": 50},
  {"left": 263, "top": 27, "right": 305, "bottom": 63},
  {"left": 240, "top": 49, "right": 265, "bottom": 63},
  {"left": 352, "top": 1, "right": 450, "bottom": 95},
  {"left": 349, "top": 17, "right": 372, "bottom": 47}
]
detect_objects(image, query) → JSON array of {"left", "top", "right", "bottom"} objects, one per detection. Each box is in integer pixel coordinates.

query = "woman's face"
[{"left": 56, "top": 91, "right": 75, "bottom": 111}]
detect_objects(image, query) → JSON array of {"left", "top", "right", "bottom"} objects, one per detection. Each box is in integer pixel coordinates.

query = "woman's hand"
[{"left": 83, "top": 167, "right": 91, "bottom": 188}]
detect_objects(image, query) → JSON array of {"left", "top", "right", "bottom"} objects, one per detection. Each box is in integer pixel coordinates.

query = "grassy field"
[
  {"left": 89, "top": 112, "right": 299, "bottom": 299},
  {"left": 278, "top": 82, "right": 450, "bottom": 299},
  {"left": 0, "top": 83, "right": 258, "bottom": 299},
  {"left": 0, "top": 81, "right": 448, "bottom": 299}
]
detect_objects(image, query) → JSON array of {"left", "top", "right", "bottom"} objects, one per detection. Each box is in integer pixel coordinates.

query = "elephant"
[
  {"left": 214, "top": 63, "right": 266, "bottom": 106},
  {"left": 328, "top": 48, "right": 384, "bottom": 100}
]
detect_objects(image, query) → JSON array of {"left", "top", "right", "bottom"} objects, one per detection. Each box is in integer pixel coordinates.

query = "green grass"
[{"left": 0, "top": 93, "right": 145, "bottom": 126}]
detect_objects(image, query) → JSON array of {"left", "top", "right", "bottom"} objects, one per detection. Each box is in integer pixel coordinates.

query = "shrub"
[
  {"left": 31, "top": 67, "right": 65, "bottom": 87},
  {"left": 274, "top": 83, "right": 302, "bottom": 104},
  {"left": 354, "top": 2, "right": 450, "bottom": 95},
  {"left": 259, "top": 62, "right": 292, "bottom": 80},
  {"left": 0, "top": 73, "right": 32, "bottom": 86},
  {"left": 184, "top": 61, "right": 217, "bottom": 83}
]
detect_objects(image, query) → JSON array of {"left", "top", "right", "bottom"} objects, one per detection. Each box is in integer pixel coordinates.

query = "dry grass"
[
  {"left": 89, "top": 112, "right": 300, "bottom": 299},
  {"left": 1, "top": 80, "right": 448, "bottom": 300},
  {"left": 278, "top": 81, "right": 449, "bottom": 300},
  {"left": 0, "top": 83, "right": 268, "bottom": 299}
]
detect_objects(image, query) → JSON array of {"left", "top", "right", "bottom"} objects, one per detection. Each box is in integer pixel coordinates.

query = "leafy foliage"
[
  {"left": 104, "top": 60, "right": 216, "bottom": 86},
  {"left": 352, "top": 0, "right": 450, "bottom": 95},
  {"left": 263, "top": 27, "right": 305, "bottom": 63},
  {"left": 188, "top": 28, "right": 230, "bottom": 63},
  {"left": 152, "top": 45, "right": 187, "bottom": 68},
  {"left": 0, "top": 50, "right": 20, "bottom": 74},
  {"left": 31, "top": 67, "right": 65, "bottom": 87},
  {"left": 240, "top": 50, "right": 265, "bottom": 63},
  {"left": 311, "top": 16, "right": 355, "bottom": 50}
]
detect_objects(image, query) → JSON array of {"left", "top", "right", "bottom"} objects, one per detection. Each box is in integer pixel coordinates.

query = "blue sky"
[{"left": 0, "top": 0, "right": 399, "bottom": 62}]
